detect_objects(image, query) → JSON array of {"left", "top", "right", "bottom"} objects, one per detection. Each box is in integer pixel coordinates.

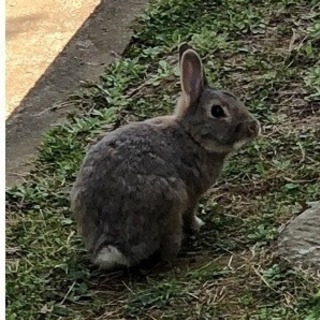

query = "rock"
[{"left": 277, "top": 201, "right": 320, "bottom": 274}]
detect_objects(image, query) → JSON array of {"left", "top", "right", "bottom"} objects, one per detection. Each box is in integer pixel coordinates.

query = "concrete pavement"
[
  {"left": 6, "top": 0, "right": 149, "bottom": 186},
  {"left": 6, "top": 0, "right": 100, "bottom": 117}
]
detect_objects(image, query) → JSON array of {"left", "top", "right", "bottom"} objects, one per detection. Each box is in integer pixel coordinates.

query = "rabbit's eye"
[{"left": 211, "top": 105, "right": 225, "bottom": 118}]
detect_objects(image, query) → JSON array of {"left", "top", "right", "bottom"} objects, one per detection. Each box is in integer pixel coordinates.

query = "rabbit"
[{"left": 70, "top": 42, "right": 261, "bottom": 270}]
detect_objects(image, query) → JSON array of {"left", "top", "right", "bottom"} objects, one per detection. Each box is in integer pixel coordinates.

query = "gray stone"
[{"left": 277, "top": 201, "right": 320, "bottom": 274}]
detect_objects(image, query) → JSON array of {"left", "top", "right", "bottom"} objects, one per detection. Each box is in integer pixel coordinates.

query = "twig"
[
  {"left": 252, "top": 266, "right": 278, "bottom": 293},
  {"left": 125, "top": 82, "right": 149, "bottom": 99},
  {"left": 227, "top": 254, "right": 234, "bottom": 271},
  {"left": 288, "top": 28, "right": 297, "bottom": 53},
  {"left": 31, "top": 100, "right": 77, "bottom": 117},
  {"left": 283, "top": 176, "right": 319, "bottom": 183},
  {"left": 31, "top": 104, "right": 63, "bottom": 117},
  {"left": 121, "top": 280, "right": 134, "bottom": 294},
  {"left": 60, "top": 281, "right": 76, "bottom": 305},
  {"left": 6, "top": 247, "right": 21, "bottom": 254},
  {"left": 111, "top": 50, "right": 121, "bottom": 59},
  {"left": 7, "top": 172, "right": 29, "bottom": 177},
  {"left": 297, "top": 141, "right": 306, "bottom": 163},
  {"left": 186, "top": 292, "right": 200, "bottom": 300}
]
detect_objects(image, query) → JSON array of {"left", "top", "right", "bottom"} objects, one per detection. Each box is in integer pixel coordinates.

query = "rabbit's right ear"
[
  {"left": 180, "top": 49, "right": 204, "bottom": 109},
  {"left": 179, "top": 42, "right": 193, "bottom": 62}
]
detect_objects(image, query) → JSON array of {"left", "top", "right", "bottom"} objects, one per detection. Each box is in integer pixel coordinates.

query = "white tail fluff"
[{"left": 94, "top": 245, "right": 130, "bottom": 270}]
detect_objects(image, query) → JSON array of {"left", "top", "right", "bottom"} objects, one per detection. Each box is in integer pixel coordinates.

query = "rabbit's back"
[{"left": 71, "top": 118, "right": 189, "bottom": 266}]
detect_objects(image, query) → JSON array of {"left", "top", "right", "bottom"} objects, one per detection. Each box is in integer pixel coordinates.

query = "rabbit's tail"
[{"left": 94, "top": 245, "right": 130, "bottom": 270}]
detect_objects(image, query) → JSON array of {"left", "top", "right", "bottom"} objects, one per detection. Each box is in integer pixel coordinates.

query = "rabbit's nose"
[{"left": 248, "top": 120, "right": 261, "bottom": 136}]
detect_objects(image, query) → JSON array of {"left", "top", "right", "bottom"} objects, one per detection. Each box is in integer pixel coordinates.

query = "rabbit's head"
[{"left": 176, "top": 43, "right": 260, "bottom": 154}]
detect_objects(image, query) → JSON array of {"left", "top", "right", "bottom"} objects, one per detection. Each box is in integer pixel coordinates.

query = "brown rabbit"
[{"left": 70, "top": 43, "right": 260, "bottom": 270}]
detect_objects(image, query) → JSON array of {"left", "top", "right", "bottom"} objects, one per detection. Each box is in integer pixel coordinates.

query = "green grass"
[{"left": 6, "top": 0, "right": 320, "bottom": 319}]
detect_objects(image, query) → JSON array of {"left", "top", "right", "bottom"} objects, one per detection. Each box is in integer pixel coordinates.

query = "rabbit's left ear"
[
  {"left": 180, "top": 49, "right": 204, "bottom": 107},
  {"left": 178, "top": 42, "right": 208, "bottom": 87}
]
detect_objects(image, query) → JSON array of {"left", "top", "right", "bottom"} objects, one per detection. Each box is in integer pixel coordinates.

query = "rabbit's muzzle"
[
  {"left": 232, "top": 118, "right": 260, "bottom": 147},
  {"left": 247, "top": 119, "right": 261, "bottom": 138}
]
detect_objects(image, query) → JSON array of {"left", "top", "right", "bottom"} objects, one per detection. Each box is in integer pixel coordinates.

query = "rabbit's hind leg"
[{"left": 159, "top": 212, "right": 183, "bottom": 262}]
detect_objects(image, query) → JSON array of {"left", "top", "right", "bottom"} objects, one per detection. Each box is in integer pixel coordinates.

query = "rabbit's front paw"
[{"left": 191, "top": 216, "right": 205, "bottom": 232}]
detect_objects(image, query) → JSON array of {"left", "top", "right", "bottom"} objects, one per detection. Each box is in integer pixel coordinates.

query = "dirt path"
[{"left": 6, "top": 0, "right": 149, "bottom": 187}]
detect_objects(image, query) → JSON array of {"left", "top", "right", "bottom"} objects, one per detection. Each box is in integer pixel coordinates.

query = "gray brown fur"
[{"left": 70, "top": 43, "right": 260, "bottom": 269}]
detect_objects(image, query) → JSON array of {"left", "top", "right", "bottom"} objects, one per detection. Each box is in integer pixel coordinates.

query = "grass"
[{"left": 6, "top": 0, "right": 320, "bottom": 319}]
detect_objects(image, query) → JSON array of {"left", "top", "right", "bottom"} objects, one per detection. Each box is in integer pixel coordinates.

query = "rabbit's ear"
[
  {"left": 179, "top": 43, "right": 208, "bottom": 87},
  {"left": 180, "top": 49, "right": 204, "bottom": 107},
  {"left": 179, "top": 42, "right": 193, "bottom": 63}
]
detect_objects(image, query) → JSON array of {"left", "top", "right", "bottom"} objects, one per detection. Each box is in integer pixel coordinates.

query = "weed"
[{"left": 6, "top": 0, "right": 320, "bottom": 319}]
